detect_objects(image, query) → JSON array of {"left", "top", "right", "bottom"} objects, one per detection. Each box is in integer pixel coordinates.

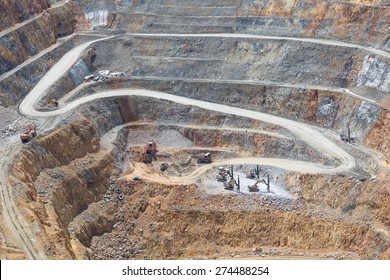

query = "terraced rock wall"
[
  {"left": 0, "top": 35, "right": 99, "bottom": 108},
  {"left": 6, "top": 95, "right": 390, "bottom": 259},
  {"left": 0, "top": 0, "right": 51, "bottom": 32},
  {"left": 6, "top": 96, "right": 134, "bottom": 258},
  {"left": 90, "top": 181, "right": 389, "bottom": 260},
  {"left": 75, "top": 0, "right": 390, "bottom": 50},
  {"left": 239, "top": 0, "right": 390, "bottom": 49},
  {"left": 0, "top": 2, "right": 74, "bottom": 76}
]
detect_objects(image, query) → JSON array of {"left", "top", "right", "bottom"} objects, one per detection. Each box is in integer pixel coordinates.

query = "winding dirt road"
[
  {"left": 3, "top": 32, "right": 390, "bottom": 259},
  {"left": 18, "top": 33, "right": 373, "bottom": 179},
  {"left": 23, "top": 87, "right": 356, "bottom": 173},
  {"left": 129, "top": 33, "right": 390, "bottom": 59}
]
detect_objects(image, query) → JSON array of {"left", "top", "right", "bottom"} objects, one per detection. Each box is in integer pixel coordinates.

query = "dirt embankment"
[
  {"left": 79, "top": 0, "right": 389, "bottom": 49},
  {"left": 8, "top": 120, "right": 116, "bottom": 259},
  {"left": 0, "top": 0, "right": 51, "bottom": 32},
  {"left": 0, "top": 2, "right": 74, "bottom": 76},
  {"left": 90, "top": 182, "right": 388, "bottom": 260},
  {"left": 365, "top": 111, "right": 390, "bottom": 160},
  {"left": 286, "top": 173, "right": 390, "bottom": 224},
  {"left": 239, "top": 0, "right": 390, "bottom": 49}
]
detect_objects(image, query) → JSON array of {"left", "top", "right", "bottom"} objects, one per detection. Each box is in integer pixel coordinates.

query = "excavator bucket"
[{"left": 143, "top": 153, "right": 153, "bottom": 164}]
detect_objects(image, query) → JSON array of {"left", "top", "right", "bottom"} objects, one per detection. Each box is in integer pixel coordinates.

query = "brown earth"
[
  {"left": 365, "top": 111, "right": 390, "bottom": 160},
  {"left": 89, "top": 181, "right": 388, "bottom": 260},
  {"left": 0, "top": 0, "right": 51, "bottom": 32},
  {"left": 239, "top": 0, "right": 390, "bottom": 46},
  {"left": 1, "top": 0, "right": 390, "bottom": 261},
  {"left": 8, "top": 119, "right": 115, "bottom": 259},
  {"left": 0, "top": 2, "right": 74, "bottom": 76}
]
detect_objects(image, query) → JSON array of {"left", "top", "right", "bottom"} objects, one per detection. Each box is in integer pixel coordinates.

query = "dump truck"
[
  {"left": 196, "top": 152, "right": 212, "bottom": 164},
  {"left": 20, "top": 123, "right": 37, "bottom": 143},
  {"left": 140, "top": 141, "right": 158, "bottom": 164}
]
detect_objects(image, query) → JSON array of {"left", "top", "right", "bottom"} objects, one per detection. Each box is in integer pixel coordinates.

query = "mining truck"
[
  {"left": 140, "top": 141, "right": 158, "bottom": 164},
  {"left": 196, "top": 152, "right": 212, "bottom": 164},
  {"left": 20, "top": 123, "right": 37, "bottom": 143}
]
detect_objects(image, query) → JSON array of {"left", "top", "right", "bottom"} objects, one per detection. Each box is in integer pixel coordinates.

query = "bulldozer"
[
  {"left": 20, "top": 123, "right": 37, "bottom": 143},
  {"left": 140, "top": 141, "right": 158, "bottom": 164},
  {"left": 196, "top": 152, "right": 212, "bottom": 164}
]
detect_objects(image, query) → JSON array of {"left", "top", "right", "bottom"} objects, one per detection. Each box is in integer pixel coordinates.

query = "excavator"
[
  {"left": 248, "top": 180, "right": 261, "bottom": 192},
  {"left": 248, "top": 176, "right": 271, "bottom": 192},
  {"left": 20, "top": 123, "right": 37, "bottom": 143},
  {"left": 140, "top": 141, "right": 158, "bottom": 164}
]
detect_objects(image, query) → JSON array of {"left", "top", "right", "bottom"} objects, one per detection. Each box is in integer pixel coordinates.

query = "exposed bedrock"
[
  {"left": 0, "top": 35, "right": 100, "bottom": 108},
  {"left": 0, "top": 0, "right": 51, "bottom": 32},
  {"left": 74, "top": 0, "right": 390, "bottom": 50},
  {"left": 1, "top": 0, "right": 390, "bottom": 261},
  {"left": 0, "top": 2, "right": 74, "bottom": 76},
  {"left": 5, "top": 95, "right": 389, "bottom": 259},
  {"left": 71, "top": 78, "right": 382, "bottom": 145}
]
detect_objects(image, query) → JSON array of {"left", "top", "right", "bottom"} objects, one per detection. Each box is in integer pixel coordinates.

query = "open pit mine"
[{"left": 0, "top": 0, "right": 390, "bottom": 260}]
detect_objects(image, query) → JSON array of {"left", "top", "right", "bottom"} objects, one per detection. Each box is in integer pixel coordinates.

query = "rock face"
[
  {"left": 89, "top": 181, "right": 389, "bottom": 260},
  {"left": 9, "top": 120, "right": 115, "bottom": 259},
  {"left": 0, "top": 2, "right": 75, "bottom": 76},
  {"left": 0, "top": 35, "right": 100, "bottom": 108},
  {"left": 0, "top": 0, "right": 51, "bottom": 31},
  {"left": 239, "top": 0, "right": 390, "bottom": 49},
  {"left": 1, "top": 0, "right": 389, "bottom": 261},
  {"left": 88, "top": 33, "right": 389, "bottom": 115},
  {"left": 365, "top": 111, "right": 390, "bottom": 159},
  {"left": 357, "top": 55, "right": 390, "bottom": 92},
  {"left": 74, "top": 0, "right": 390, "bottom": 50}
]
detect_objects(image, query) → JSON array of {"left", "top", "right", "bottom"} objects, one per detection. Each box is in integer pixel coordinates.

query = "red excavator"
[
  {"left": 20, "top": 123, "right": 37, "bottom": 143},
  {"left": 140, "top": 141, "right": 158, "bottom": 164}
]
